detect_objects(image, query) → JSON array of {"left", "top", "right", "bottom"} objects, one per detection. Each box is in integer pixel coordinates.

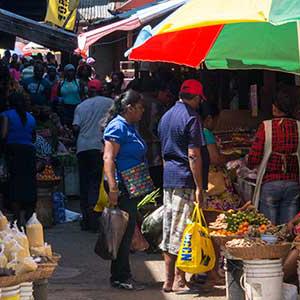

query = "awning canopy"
[
  {"left": 78, "top": 0, "right": 187, "bottom": 51},
  {"left": 0, "top": 8, "right": 77, "bottom": 52},
  {"left": 117, "top": 0, "right": 157, "bottom": 12}
]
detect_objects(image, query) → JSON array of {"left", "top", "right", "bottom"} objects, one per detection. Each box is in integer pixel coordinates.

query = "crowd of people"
[
  {"left": 101, "top": 78, "right": 300, "bottom": 291},
  {"left": 0, "top": 50, "right": 133, "bottom": 227},
  {"left": 0, "top": 50, "right": 178, "bottom": 228},
  {"left": 1, "top": 49, "right": 300, "bottom": 292}
]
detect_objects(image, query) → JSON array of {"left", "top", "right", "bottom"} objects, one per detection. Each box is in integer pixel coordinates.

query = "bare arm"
[
  {"left": 103, "top": 140, "right": 120, "bottom": 205},
  {"left": 207, "top": 143, "right": 227, "bottom": 166},
  {"left": 188, "top": 147, "right": 203, "bottom": 204}
]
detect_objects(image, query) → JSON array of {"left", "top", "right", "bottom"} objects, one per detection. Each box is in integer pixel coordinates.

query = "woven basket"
[
  {"left": 0, "top": 270, "right": 42, "bottom": 288},
  {"left": 50, "top": 253, "right": 61, "bottom": 264},
  {"left": 225, "top": 243, "right": 291, "bottom": 260},
  {"left": 38, "top": 262, "right": 57, "bottom": 280},
  {"left": 211, "top": 235, "right": 242, "bottom": 247}
]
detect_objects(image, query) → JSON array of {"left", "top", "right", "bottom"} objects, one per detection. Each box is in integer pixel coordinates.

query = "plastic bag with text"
[{"left": 176, "top": 204, "right": 216, "bottom": 274}]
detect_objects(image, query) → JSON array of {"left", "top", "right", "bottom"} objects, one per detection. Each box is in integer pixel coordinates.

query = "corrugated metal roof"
[{"left": 78, "top": 0, "right": 115, "bottom": 22}]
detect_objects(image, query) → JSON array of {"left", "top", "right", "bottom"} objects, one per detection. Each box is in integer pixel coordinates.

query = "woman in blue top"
[
  {"left": 0, "top": 92, "right": 37, "bottom": 226},
  {"left": 103, "top": 89, "right": 146, "bottom": 291},
  {"left": 58, "top": 64, "right": 83, "bottom": 126}
]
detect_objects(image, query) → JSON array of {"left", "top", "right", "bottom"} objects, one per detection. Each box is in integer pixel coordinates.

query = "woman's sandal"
[{"left": 162, "top": 287, "right": 173, "bottom": 293}]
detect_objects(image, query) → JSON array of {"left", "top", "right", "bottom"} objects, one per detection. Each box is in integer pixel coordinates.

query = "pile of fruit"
[
  {"left": 37, "top": 165, "right": 60, "bottom": 181},
  {"left": 210, "top": 209, "right": 270, "bottom": 237}
]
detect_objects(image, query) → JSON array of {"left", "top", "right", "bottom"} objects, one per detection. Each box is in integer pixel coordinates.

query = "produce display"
[
  {"left": 37, "top": 165, "right": 60, "bottom": 181},
  {"left": 226, "top": 238, "right": 267, "bottom": 248},
  {"left": 0, "top": 211, "right": 56, "bottom": 278},
  {"left": 210, "top": 209, "right": 270, "bottom": 236},
  {"left": 216, "top": 131, "right": 255, "bottom": 150},
  {"left": 225, "top": 236, "right": 291, "bottom": 260}
]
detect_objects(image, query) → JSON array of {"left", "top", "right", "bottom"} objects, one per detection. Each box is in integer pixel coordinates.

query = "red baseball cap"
[
  {"left": 88, "top": 79, "right": 103, "bottom": 92},
  {"left": 180, "top": 79, "right": 206, "bottom": 99}
]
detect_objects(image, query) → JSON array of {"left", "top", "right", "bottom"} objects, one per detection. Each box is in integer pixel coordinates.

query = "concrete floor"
[{"left": 45, "top": 220, "right": 227, "bottom": 300}]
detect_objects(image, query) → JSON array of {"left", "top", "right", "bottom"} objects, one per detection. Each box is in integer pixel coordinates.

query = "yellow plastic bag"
[
  {"left": 176, "top": 203, "right": 216, "bottom": 274},
  {"left": 94, "top": 173, "right": 109, "bottom": 213}
]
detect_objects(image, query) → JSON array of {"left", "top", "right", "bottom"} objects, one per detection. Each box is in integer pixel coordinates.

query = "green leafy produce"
[{"left": 137, "top": 189, "right": 161, "bottom": 210}]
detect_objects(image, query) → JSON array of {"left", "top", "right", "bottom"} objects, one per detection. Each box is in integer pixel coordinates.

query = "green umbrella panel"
[{"left": 205, "top": 21, "right": 300, "bottom": 74}]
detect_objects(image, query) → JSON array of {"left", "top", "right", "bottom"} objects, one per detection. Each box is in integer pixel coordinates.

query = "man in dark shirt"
[{"left": 158, "top": 79, "right": 206, "bottom": 292}]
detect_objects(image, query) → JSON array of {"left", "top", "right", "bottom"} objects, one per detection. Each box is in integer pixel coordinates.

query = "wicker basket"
[
  {"left": 211, "top": 235, "right": 242, "bottom": 247},
  {"left": 49, "top": 253, "right": 61, "bottom": 264},
  {"left": 0, "top": 270, "right": 42, "bottom": 288},
  {"left": 225, "top": 243, "right": 291, "bottom": 260},
  {"left": 38, "top": 262, "right": 57, "bottom": 280}
]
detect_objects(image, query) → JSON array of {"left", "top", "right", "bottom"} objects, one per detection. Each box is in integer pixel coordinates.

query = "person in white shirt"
[{"left": 73, "top": 79, "right": 113, "bottom": 231}]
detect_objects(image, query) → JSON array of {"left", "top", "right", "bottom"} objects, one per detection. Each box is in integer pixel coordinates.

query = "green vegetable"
[{"left": 137, "top": 189, "right": 161, "bottom": 210}]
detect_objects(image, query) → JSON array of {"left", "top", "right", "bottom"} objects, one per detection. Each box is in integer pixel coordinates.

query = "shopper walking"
[
  {"left": 103, "top": 89, "right": 147, "bottom": 290},
  {"left": 58, "top": 64, "right": 83, "bottom": 126},
  {"left": 0, "top": 92, "right": 37, "bottom": 226},
  {"left": 73, "top": 80, "right": 113, "bottom": 231},
  {"left": 248, "top": 86, "right": 300, "bottom": 225},
  {"left": 158, "top": 79, "right": 206, "bottom": 292}
]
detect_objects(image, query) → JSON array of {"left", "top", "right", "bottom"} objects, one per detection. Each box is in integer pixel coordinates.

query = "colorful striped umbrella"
[{"left": 127, "top": 0, "right": 300, "bottom": 74}]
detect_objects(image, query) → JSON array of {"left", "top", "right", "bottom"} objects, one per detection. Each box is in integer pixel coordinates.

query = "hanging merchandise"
[
  {"left": 176, "top": 204, "right": 216, "bottom": 274},
  {"left": 45, "top": 0, "right": 79, "bottom": 31}
]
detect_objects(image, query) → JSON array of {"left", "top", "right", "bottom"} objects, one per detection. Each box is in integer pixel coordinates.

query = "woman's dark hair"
[
  {"left": 101, "top": 89, "right": 142, "bottom": 129},
  {"left": 9, "top": 92, "right": 27, "bottom": 126},
  {"left": 199, "top": 102, "right": 220, "bottom": 120},
  {"left": 273, "top": 85, "right": 297, "bottom": 118},
  {"left": 77, "top": 64, "right": 92, "bottom": 80}
]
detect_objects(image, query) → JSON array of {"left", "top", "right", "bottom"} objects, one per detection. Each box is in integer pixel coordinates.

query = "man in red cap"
[
  {"left": 73, "top": 80, "right": 113, "bottom": 231},
  {"left": 158, "top": 79, "right": 206, "bottom": 292}
]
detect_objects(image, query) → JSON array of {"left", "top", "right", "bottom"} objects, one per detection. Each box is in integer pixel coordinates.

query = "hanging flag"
[{"left": 45, "top": 0, "right": 79, "bottom": 31}]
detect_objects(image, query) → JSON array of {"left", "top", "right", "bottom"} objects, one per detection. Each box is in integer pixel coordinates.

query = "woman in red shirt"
[{"left": 248, "top": 87, "right": 300, "bottom": 225}]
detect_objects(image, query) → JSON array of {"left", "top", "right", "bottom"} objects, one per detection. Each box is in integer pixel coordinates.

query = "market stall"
[
  {"left": 32, "top": 106, "right": 81, "bottom": 227},
  {"left": 208, "top": 207, "right": 298, "bottom": 300},
  {"left": 0, "top": 212, "right": 59, "bottom": 299}
]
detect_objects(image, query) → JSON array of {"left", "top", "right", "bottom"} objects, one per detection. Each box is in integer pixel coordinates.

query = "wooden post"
[{"left": 127, "top": 31, "right": 133, "bottom": 49}]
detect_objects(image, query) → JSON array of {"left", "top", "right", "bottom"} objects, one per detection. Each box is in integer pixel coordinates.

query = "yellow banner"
[{"left": 45, "top": 0, "right": 79, "bottom": 31}]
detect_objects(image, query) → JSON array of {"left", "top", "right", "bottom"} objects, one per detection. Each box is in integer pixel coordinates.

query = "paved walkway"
[{"left": 46, "top": 218, "right": 226, "bottom": 300}]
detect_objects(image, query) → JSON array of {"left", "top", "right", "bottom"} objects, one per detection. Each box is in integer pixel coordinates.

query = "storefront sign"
[{"left": 45, "top": 0, "right": 79, "bottom": 31}]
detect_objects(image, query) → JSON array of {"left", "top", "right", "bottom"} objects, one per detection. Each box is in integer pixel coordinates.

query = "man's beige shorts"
[{"left": 160, "top": 188, "right": 195, "bottom": 256}]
